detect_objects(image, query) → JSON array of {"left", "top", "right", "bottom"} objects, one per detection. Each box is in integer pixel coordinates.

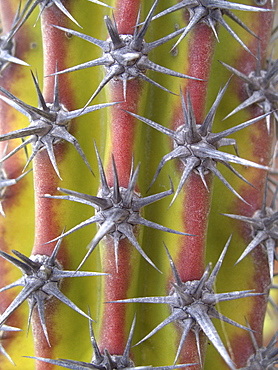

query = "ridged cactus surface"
[{"left": 0, "top": 0, "right": 277, "bottom": 369}]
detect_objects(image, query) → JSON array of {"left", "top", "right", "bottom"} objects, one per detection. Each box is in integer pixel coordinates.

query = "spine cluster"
[{"left": 0, "top": 1, "right": 276, "bottom": 369}]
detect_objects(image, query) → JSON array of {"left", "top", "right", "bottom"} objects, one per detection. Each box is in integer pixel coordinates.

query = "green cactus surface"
[{"left": 0, "top": 0, "right": 277, "bottom": 369}]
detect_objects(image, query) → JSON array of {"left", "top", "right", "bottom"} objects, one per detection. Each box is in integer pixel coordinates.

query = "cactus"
[{"left": 0, "top": 0, "right": 277, "bottom": 369}]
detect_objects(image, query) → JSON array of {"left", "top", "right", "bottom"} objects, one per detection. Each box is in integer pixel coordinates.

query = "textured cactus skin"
[{"left": 0, "top": 1, "right": 277, "bottom": 370}]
